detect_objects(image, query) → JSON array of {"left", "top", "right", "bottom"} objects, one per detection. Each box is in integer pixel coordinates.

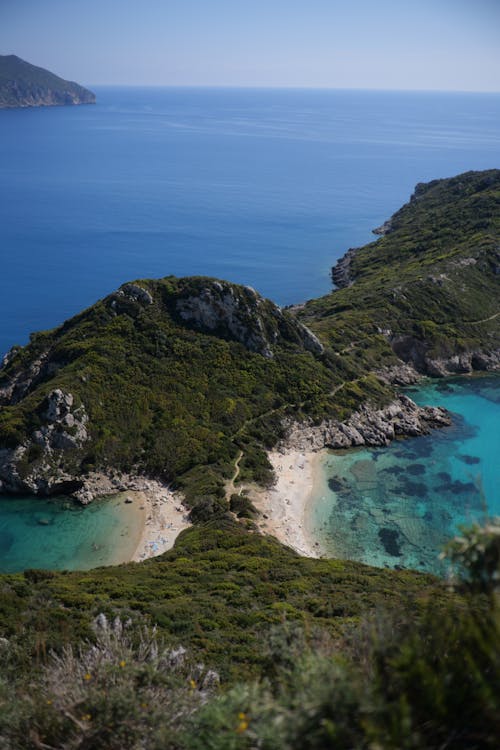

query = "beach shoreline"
[
  {"left": 107, "top": 480, "right": 191, "bottom": 564},
  {"left": 249, "top": 448, "right": 328, "bottom": 558},
  {"left": 117, "top": 450, "right": 325, "bottom": 565},
  {"left": 131, "top": 481, "right": 191, "bottom": 562}
]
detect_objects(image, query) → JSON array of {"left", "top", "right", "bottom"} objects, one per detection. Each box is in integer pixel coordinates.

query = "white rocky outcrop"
[
  {"left": 175, "top": 280, "right": 323, "bottom": 358},
  {"left": 280, "top": 394, "right": 451, "bottom": 453},
  {"left": 32, "top": 389, "right": 89, "bottom": 452},
  {"left": 0, "top": 389, "right": 89, "bottom": 496}
]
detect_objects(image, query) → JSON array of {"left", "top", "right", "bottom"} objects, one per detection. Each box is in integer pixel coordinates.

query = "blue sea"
[
  {"left": 1, "top": 86, "right": 500, "bottom": 355},
  {"left": 1, "top": 87, "right": 499, "bottom": 571}
]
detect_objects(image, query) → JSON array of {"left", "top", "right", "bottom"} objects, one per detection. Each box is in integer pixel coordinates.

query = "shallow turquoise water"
[
  {"left": 311, "top": 375, "right": 500, "bottom": 574},
  {"left": 0, "top": 493, "right": 143, "bottom": 573}
]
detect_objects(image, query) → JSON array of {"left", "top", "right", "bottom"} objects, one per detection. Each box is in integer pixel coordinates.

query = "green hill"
[
  {"left": 0, "top": 275, "right": 392, "bottom": 512},
  {"left": 0, "top": 54, "right": 95, "bottom": 108},
  {"left": 300, "top": 169, "right": 500, "bottom": 380}
]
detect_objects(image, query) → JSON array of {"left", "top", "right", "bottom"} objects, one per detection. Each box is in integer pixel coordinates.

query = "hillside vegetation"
[
  {"left": 0, "top": 277, "right": 389, "bottom": 511},
  {"left": 0, "top": 520, "right": 498, "bottom": 749},
  {"left": 1, "top": 171, "right": 499, "bottom": 519},
  {"left": 300, "top": 169, "right": 500, "bottom": 378}
]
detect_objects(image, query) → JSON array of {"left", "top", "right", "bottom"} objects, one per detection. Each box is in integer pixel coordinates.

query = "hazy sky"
[{"left": 1, "top": 0, "right": 500, "bottom": 91}]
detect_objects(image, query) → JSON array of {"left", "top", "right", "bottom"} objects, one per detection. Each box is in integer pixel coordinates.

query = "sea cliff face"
[{"left": 0, "top": 55, "right": 95, "bottom": 108}]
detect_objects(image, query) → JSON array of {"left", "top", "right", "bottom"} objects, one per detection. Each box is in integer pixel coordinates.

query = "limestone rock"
[
  {"left": 281, "top": 394, "right": 451, "bottom": 453},
  {"left": 175, "top": 280, "right": 323, "bottom": 358},
  {"left": 119, "top": 283, "right": 153, "bottom": 306},
  {"left": 0, "top": 389, "right": 89, "bottom": 496}
]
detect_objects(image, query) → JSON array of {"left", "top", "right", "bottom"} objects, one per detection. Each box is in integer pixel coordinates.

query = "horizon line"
[{"left": 86, "top": 83, "right": 500, "bottom": 95}]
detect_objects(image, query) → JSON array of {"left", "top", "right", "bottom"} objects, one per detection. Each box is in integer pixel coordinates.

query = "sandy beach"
[
  {"left": 118, "top": 448, "right": 325, "bottom": 564},
  {"left": 250, "top": 449, "right": 328, "bottom": 558},
  {"left": 118, "top": 481, "right": 191, "bottom": 563}
]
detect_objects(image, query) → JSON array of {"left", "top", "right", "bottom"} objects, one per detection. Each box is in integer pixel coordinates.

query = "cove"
[
  {"left": 309, "top": 375, "right": 500, "bottom": 575},
  {"left": 0, "top": 493, "right": 144, "bottom": 573}
]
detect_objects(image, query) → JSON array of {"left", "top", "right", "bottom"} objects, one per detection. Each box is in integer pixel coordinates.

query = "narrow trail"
[
  {"left": 226, "top": 450, "right": 243, "bottom": 499},
  {"left": 463, "top": 310, "right": 500, "bottom": 325},
  {"left": 232, "top": 376, "right": 362, "bottom": 445}
]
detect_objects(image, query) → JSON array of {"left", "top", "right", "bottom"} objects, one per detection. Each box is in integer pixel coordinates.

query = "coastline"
[
  {"left": 248, "top": 393, "right": 453, "bottom": 560},
  {"left": 251, "top": 449, "right": 328, "bottom": 558},
  {"left": 130, "top": 482, "right": 191, "bottom": 563},
  {"left": 105, "top": 480, "right": 190, "bottom": 564}
]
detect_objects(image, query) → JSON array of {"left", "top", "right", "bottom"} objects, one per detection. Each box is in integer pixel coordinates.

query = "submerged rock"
[{"left": 378, "top": 527, "right": 402, "bottom": 557}]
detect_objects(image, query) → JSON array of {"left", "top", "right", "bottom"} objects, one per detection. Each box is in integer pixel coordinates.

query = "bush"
[{"left": 0, "top": 614, "right": 219, "bottom": 750}]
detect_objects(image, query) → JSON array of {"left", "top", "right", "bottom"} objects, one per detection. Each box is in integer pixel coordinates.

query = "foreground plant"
[{"left": 0, "top": 615, "right": 218, "bottom": 750}]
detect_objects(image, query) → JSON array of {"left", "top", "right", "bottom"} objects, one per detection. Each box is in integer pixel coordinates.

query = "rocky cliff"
[{"left": 281, "top": 395, "right": 451, "bottom": 453}]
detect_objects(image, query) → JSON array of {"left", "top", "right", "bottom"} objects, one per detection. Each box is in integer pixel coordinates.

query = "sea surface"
[
  {"left": 311, "top": 375, "right": 500, "bottom": 574},
  {"left": 1, "top": 87, "right": 500, "bottom": 571},
  {"left": 1, "top": 87, "right": 500, "bottom": 355}
]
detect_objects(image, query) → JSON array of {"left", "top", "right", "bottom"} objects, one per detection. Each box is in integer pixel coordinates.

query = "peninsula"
[
  {"left": 0, "top": 170, "right": 498, "bottom": 520},
  {"left": 0, "top": 169, "right": 499, "bottom": 749},
  {"left": 0, "top": 54, "right": 95, "bottom": 108}
]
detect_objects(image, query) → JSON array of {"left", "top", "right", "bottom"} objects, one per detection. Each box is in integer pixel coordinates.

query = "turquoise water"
[
  {"left": 0, "top": 493, "right": 143, "bottom": 573},
  {"left": 311, "top": 375, "right": 500, "bottom": 574}
]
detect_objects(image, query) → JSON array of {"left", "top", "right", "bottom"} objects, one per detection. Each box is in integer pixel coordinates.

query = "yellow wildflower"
[
  {"left": 119, "top": 660, "right": 126, "bottom": 668},
  {"left": 83, "top": 673, "right": 92, "bottom": 681},
  {"left": 236, "top": 720, "right": 249, "bottom": 733},
  {"left": 189, "top": 679, "right": 197, "bottom": 689}
]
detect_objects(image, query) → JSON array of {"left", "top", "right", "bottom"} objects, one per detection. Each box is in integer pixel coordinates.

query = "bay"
[
  {"left": 0, "top": 493, "right": 143, "bottom": 573},
  {"left": 1, "top": 87, "right": 500, "bottom": 572},
  {"left": 311, "top": 375, "right": 500, "bottom": 575}
]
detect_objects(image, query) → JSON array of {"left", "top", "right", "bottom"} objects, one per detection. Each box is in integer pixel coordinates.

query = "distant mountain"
[{"left": 0, "top": 54, "right": 95, "bottom": 108}]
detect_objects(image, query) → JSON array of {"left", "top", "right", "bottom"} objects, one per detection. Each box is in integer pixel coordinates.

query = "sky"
[{"left": 1, "top": 0, "right": 500, "bottom": 91}]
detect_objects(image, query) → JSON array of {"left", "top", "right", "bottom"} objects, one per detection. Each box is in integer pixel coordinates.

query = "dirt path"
[
  {"left": 463, "top": 310, "right": 500, "bottom": 325},
  {"left": 226, "top": 450, "right": 243, "bottom": 499}
]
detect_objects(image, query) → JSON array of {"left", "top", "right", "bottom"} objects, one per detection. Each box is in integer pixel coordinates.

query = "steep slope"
[
  {"left": 300, "top": 169, "right": 500, "bottom": 380},
  {"left": 1, "top": 277, "right": 387, "bottom": 508},
  {"left": 0, "top": 54, "right": 95, "bottom": 108}
]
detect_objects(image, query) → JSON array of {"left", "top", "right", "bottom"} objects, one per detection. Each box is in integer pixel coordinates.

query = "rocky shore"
[
  {"left": 389, "top": 340, "right": 500, "bottom": 378},
  {"left": 331, "top": 247, "right": 357, "bottom": 289},
  {"left": 279, "top": 394, "right": 451, "bottom": 453}
]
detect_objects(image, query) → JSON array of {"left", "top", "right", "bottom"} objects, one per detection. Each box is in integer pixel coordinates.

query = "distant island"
[{"left": 0, "top": 54, "right": 95, "bottom": 108}]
